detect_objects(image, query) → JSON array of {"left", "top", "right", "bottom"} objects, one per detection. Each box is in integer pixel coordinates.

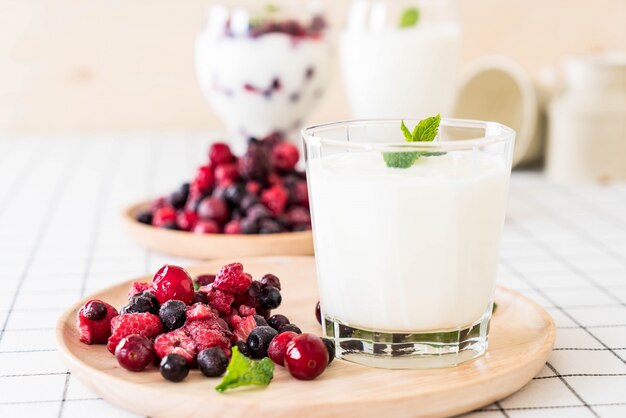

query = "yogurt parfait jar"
[
  {"left": 196, "top": 1, "right": 333, "bottom": 152},
  {"left": 303, "top": 118, "right": 515, "bottom": 368}
]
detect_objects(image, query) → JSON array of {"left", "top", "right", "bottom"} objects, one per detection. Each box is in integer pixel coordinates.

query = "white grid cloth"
[{"left": 0, "top": 134, "right": 625, "bottom": 418}]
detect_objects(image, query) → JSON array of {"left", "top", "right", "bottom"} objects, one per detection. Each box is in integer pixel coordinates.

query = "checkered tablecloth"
[{"left": 0, "top": 134, "right": 624, "bottom": 418}]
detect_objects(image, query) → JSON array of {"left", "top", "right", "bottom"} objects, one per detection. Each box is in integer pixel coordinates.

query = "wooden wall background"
[{"left": 0, "top": 0, "right": 624, "bottom": 133}]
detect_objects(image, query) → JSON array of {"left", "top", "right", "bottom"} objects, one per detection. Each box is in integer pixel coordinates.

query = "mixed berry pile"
[
  {"left": 77, "top": 262, "right": 333, "bottom": 390},
  {"left": 136, "top": 136, "right": 311, "bottom": 235}
]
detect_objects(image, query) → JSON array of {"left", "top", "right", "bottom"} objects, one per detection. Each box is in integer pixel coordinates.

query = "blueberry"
[
  {"left": 224, "top": 182, "right": 247, "bottom": 206},
  {"left": 259, "top": 274, "right": 281, "bottom": 290},
  {"left": 321, "top": 337, "right": 335, "bottom": 364},
  {"left": 83, "top": 300, "right": 107, "bottom": 320},
  {"left": 253, "top": 314, "right": 268, "bottom": 326},
  {"left": 247, "top": 204, "right": 272, "bottom": 222},
  {"left": 126, "top": 291, "right": 159, "bottom": 315},
  {"left": 259, "top": 286, "right": 281, "bottom": 309},
  {"left": 259, "top": 219, "right": 284, "bottom": 234},
  {"left": 179, "top": 182, "right": 190, "bottom": 201},
  {"left": 169, "top": 191, "right": 186, "bottom": 210},
  {"left": 278, "top": 323, "right": 302, "bottom": 334},
  {"left": 236, "top": 341, "right": 252, "bottom": 357},
  {"left": 267, "top": 314, "right": 289, "bottom": 330},
  {"left": 247, "top": 326, "right": 278, "bottom": 359},
  {"left": 192, "top": 291, "right": 208, "bottom": 305},
  {"left": 160, "top": 354, "right": 189, "bottom": 382},
  {"left": 136, "top": 211, "right": 153, "bottom": 225},
  {"left": 197, "top": 348, "right": 229, "bottom": 377},
  {"left": 159, "top": 300, "right": 187, "bottom": 331},
  {"left": 241, "top": 217, "right": 259, "bottom": 234}
]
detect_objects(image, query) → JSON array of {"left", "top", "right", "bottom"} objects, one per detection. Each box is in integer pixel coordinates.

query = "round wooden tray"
[
  {"left": 121, "top": 201, "right": 314, "bottom": 259},
  {"left": 56, "top": 256, "right": 555, "bottom": 418}
]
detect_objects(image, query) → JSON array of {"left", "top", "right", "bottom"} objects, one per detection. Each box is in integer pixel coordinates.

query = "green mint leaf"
[
  {"left": 492, "top": 302, "right": 498, "bottom": 313},
  {"left": 215, "top": 346, "right": 274, "bottom": 393},
  {"left": 383, "top": 151, "right": 420, "bottom": 168},
  {"left": 411, "top": 114, "right": 441, "bottom": 142},
  {"left": 399, "top": 7, "right": 420, "bottom": 28},
  {"left": 193, "top": 280, "right": 200, "bottom": 291},
  {"left": 400, "top": 120, "right": 413, "bottom": 142}
]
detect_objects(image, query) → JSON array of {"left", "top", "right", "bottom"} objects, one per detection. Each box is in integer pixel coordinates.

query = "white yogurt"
[
  {"left": 308, "top": 151, "right": 509, "bottom": 332},
  {"left": 340, "top": 23, "right": 461, "bottom": 118},
  {"left": 196, "top": 32, "right": 332, "bottom": 147}
]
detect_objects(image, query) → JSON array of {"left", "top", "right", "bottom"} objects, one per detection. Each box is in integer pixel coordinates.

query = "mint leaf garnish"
[
  {"left": 399, "top": 7, "right": 420, "bottom": 28},
  {"left": 492, "top": 302, "right": 498, "bottom": 313},
  {"left": 193, "top": 280, "right": 200, "bottom": 291},
  {"left": 383, "top": 114, "right": 442, "bottom": 168},
  {"left": 215, "top": 346, "right": 274, "bottom": 393}
]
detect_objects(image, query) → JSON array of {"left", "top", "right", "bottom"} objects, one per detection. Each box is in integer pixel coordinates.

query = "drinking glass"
[
  {"left": 341, "top": 0, "right": 462, "bottom": 118},
  {"left": 196, "top": 1, "right": 332, "bottom": 152},
  {"left": 303, "top": 118, "right": 515, "bottom": 368}
]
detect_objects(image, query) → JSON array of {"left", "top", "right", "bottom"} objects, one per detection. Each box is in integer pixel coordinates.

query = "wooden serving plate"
[
  {"left": 121, "top": 201, "right": 314, "bottom": 259},
  {"left": 56, "top": 256, "right": 555, "bottom": 418}
]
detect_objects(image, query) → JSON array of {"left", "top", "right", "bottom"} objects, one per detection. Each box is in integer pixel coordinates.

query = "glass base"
[{"left": 323, "top": 312, "right": 490, "bottom": 369}]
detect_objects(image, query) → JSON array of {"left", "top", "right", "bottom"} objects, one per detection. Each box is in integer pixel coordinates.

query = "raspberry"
[
  {"left": 127, "top": 282, "right": 151, "bottom": 300},
  {"left": 76, "top": 300, "right": 118, "bottom": 345},
  {"left": 197, "top": 197, "right": 229, "bottom": 225},
  {"left": 213, "top": 263, "right": 252, "bottom": 294},
  {"left": 233, "top": 315, "right": 257, "bottom": 342},
  {"left": 224, "top": 220, "right": 242, "bottom": 234},
  {"left": 192, "top": 220, "right": 220, "bottom": 234},
  {"left": 152, "top": 207, "right": 176, "bottom": 227},
  {"left": 272, "top": 142, "right": 299, "bottom": 172},
  {"left": 261, "top": 185, "right": 289, "bottom": 214},
  {"left": 192, "top": 164, "right": 214, "bottom": 194},
  {"left": 152, "top": 265, "right": 195, "bottom": 305},
  {"left": 209, "top": 142, "right": 234, "bottom": 166},
  {"left": 176, "top": 211, "right": 198, "bottom": 231},
  {"left": 154, "top": 329, "right": 197, "bottom": 363},
  {"left": 186, "top": 325, "right": 231, "bottom": 355},
  {"left": 107, "top": 312, "right": 162, "bottom": 353},
  {"left": 185, "top": 303, "right": 219, "bottom": 323},
  {"left": 206, "top": 287, "right": 235, "bottom": 315},
  {"left": 238, "top": 305, "right": 256, "bottom": 316},
  {"left": 214, "top": 163, "right": 240, "bottom": 186}
]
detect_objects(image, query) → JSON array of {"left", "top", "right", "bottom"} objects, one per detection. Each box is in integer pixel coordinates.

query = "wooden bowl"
[
  {"left": 121, "top": 201, "right": 314, "bottom": 259},
  {"left": 57, "top": 256, "right": 556, "bottom": 418}
]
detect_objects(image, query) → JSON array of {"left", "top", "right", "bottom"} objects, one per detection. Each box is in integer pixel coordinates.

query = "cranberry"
[
  {"left": 209, "top": 142, "right": 234, "bottom": 166},
  {"left": 176, "top": 211, "right": 198, "bottom": 231},
  {"left": 115, "top": 335, "right": 154, "bottom": 372},
  {"left": 261, "top": 185, "right": 289, "bottom": 214},
  {"left": 152, "top": 207, "right": 176, "bottom": 227},
  {"left": 192, "top": 220, "right": 220, "bottom": 234},
  {"left": 285, "top": 334, "right": 328, "bottom": 380},
  {"left": 224, "top": 220, "right": 242, "bottom": 234},
  {"left": 152, "top": 265, "right": 195, "bottom": 304},
  {"left": 192, "top": 164, "right": 214, "bottom": 194},
  {"left": 272, "top": 142, "right": 299, "bottom": 172},
  {"left": 215, "top": 163, "right": 239, "bottom": 186},
  {"left": 83, "top": 300, "right": 107, "bottom": 320},
  {"left": 197, "top": 197, "right": 229, "bottom": 224},
  {"left": 268, "top": 331, "right": 298, "bottom": 366}
]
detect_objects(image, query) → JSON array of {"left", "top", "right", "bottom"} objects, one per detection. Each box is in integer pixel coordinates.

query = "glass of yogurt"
[
  {"left": 196, "top": 1, "right": 332, "bottom": 152},
  {"left": 303, "top": 118, "right": 515, "bottom": 369},
  {"left": 341, "top": 0, "right": 462, "bottom": 118}
]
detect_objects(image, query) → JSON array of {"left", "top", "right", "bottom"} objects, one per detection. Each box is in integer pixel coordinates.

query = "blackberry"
[
  {"left": 160, "top": 354, "right": 189, "bottom": 382},
  {"left": 126, "top": 291, "right": 160, "bottom": 315},
  {"left": 267, "top": 314, "right": 289, "bottom": 330},
  {"left": 259, "top": 286, "right": 282, "bottom": 309},
  {"left": 321, "top": 337, "right": 335, "bottom": 364},
  {"left": 136, "top": 211, "right": 153, "bottom": 225},
  {"left": 278, "top": 323, "right": 302, "bottom": 334},
  {"left": 247, "top": 326, "right": 278, "bottom": 359},
  {"left": 197, "top": 348, "right": 229, "bottom": 377},
  {"left": 159, "top": 300, "right": 187, "bottom": 331},
  {"left": 253, "top": 314, "right": 268, "bottom": 326}
]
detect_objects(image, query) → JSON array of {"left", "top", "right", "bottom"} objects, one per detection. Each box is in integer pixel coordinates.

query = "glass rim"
[{"left": 301, "top": 118, "right": 516, "bottom": 152}]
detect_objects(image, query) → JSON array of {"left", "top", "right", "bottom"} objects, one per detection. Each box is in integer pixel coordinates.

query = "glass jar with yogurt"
[
  {"left": 341, "top": 0, "right": 462, "bottom": 119},
  {"left": 196, "top": 1, "right": 332, "bottom": 152},
  {"left": 303, "top": 119, "right": 515, "bottom": 369}
]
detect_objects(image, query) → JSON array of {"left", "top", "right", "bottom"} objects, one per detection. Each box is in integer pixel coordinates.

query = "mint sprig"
[
  {"left": 399, "top": 7, "right": 420, "bottom": 28},
  {"left": 215, "top": 346, "right": 274, "bottom": 393},
  {"left": 383, "top": 114, "right": 442, "bottom": 168}
]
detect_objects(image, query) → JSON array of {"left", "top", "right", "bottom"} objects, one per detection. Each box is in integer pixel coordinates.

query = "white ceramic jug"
[{"left": 546, "top": 53, "right": 626, "bottom": 182}]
